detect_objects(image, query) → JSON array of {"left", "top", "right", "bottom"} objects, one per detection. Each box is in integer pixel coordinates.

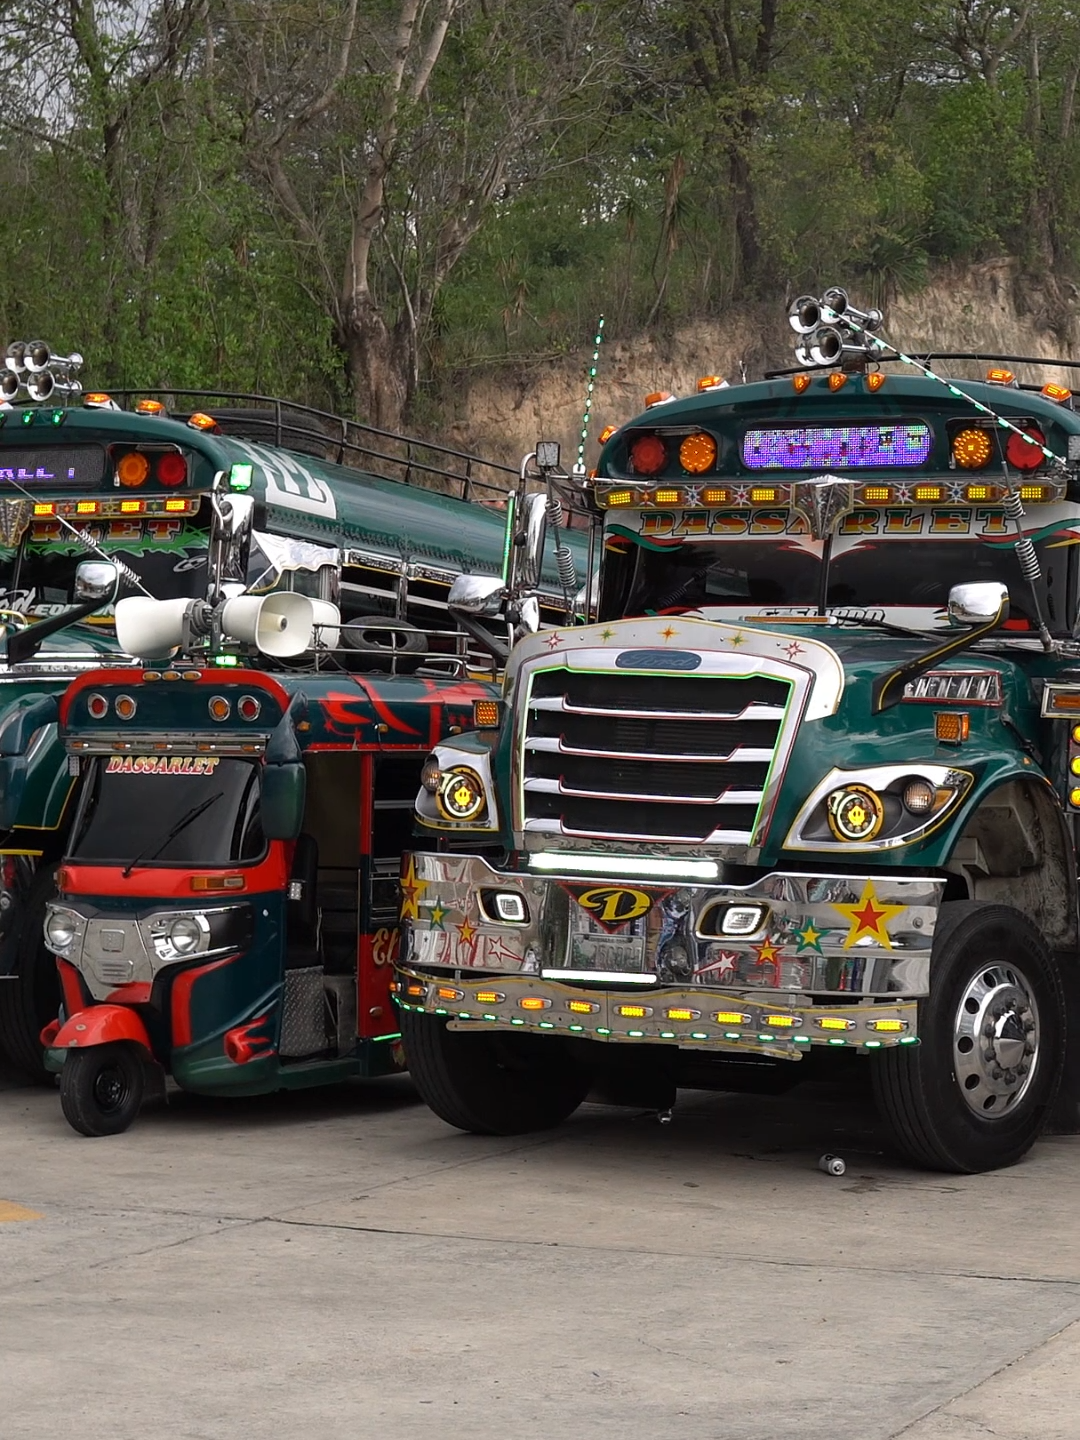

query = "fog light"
[
  {"left": 494, "top": 893, "right": 527, "bottom": 923},
  {"left": 721, "top": 905, "right": 765, "bottom": 935},
  {"left": 902, "top": 779, "right": 935, "bottom": 814},
  {"left": 420, "top": 756, "right": 442, "bottom": 793}
]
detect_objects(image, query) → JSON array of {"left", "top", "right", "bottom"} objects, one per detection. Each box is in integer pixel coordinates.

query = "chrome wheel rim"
[{"left": 954, "top": 962, "right": 1039, "bottom": 1118}]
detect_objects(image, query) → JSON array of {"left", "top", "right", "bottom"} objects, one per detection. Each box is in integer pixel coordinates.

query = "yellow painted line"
[{"left": 0, "top": 1200, "right": 43, "bottom": 1222}]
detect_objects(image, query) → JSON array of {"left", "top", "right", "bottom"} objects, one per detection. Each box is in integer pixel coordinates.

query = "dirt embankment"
[{"left": 443, "top": 260, "right": 1080, "bottom": 469}]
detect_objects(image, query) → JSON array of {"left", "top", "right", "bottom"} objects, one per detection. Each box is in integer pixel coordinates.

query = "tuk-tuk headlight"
[
  {"left": 167, "top": 915, "right": 203, "bottom": 955},
  {"left": 44, "top": 906, "right": 79, "bottom": 955}
]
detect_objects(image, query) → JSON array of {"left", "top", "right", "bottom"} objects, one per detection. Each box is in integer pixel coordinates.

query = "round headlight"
[
  {"left": 421, "top": 756, "right": 442, "bottom": 794},
  {"left": 166, "top": 915, "right": 203, "bottom": 955},
  {"left": 826, "top": 784, "right": 885, "bottom": 842},
  {"left": 44, "top": 908, "right": 77, "bottom": 952},
  {"left": 902, "top": 778, "right": 936, "bottom": 814},
  {"left": 437, "top": 766, "right": 486, "bottom": 822}
]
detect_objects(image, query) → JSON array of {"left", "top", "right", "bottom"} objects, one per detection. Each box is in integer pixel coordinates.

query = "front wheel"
[
  {"left": 872, "top": 901, "right": 1064, "bottom": 1173},
  {"left": 59, "top": 1043, "right": 145, "bottom": 1137},
  {"left": 401, "top": 1008, "right": 591, "bottom": 1135}
]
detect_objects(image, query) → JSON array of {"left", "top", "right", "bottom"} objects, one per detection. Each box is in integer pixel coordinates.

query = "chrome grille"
[{"left": 521, "top": 667, "right": 792, "bottom": 843}]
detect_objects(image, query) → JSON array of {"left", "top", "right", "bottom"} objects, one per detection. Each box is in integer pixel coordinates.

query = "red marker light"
[{"left": 156, "top": 452, "right": 187, "bottom": 486}]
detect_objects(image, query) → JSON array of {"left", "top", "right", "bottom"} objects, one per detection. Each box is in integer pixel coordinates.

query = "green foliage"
[{"left": 0, "top": 0, "right": 1078, "bottom": 421}]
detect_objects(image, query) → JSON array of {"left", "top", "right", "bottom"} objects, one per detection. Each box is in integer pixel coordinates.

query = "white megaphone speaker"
[
  {"left": 115, "top": 597, "right": 192, "bottom": 657},
  {"left": 309, "top": 599, "right": 340, "bottom": 650},
  {"left": 221, "top": 591, "right": 314, "bottom": 657}
]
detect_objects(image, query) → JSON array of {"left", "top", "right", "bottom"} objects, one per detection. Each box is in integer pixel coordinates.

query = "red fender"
[{"left": 52, "top": 1004, "right": 153, "bottom": 1054}]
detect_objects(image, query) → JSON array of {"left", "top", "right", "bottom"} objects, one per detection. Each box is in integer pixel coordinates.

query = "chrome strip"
[
  {"left": 523, "top": 776, "right": 763, "bottom": 806},
  {"left": 528, "top": 695, "right": 786, "bottom": 723},
  {"left": 523, "top": 735, "right": 775, "bottom": 764},
  {"left": 522, "top": 816, "right": 755, "bottom": 843}
]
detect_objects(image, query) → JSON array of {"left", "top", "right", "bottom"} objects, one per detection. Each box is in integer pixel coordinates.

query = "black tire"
[
  {"left": 59, "top": 1043, "right": 145, "bottom": 1137},
  {"left": 0, "top": 863, "right": 59, "bottom": 1083},
  {"left": 872, "top": 901, "right": 1064, "bottom": 1173},
  {"left": 401, "top": 1008, "right": 591, "bottom": 1135},
  {"left": 341, "top": 617, "right": 428, "bottom": 674}
]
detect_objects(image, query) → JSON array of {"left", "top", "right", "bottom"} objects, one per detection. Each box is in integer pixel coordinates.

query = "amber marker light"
[
  {"left": 679, "top": 431, "right": 718, "bottom": 473},
  {"left": 913, "top": 483, "right": 945, "bottom": 502},
  {"left": 653, "top": 488, "right": 682, "bottom": 504},
  {"left": 135, "top": 398, "right": 165, "bottom": 414},
  {"left": 861, "top": 485, "right": 892, "bottom": 503},
  {"left": 952, "top": 428, "right": 993, "bottom": 470},
  {"left": 191, "top": 875, "right": 245, "bottom": 891},
  {"left": 986, "top": 368, "right": 1016, "bottom": 386},
  {"left": 598, "top": 424, "right": 618, "bottom": 443},
  {"left": 1042, "top": 383, "right": 1072, "bottom": 404},
  {"left": 866, "top": 371, "right": 886, "bottom": 392},
  {"left": 750, "top": 486, "right": 779, "bottom": 503},
  {"left": 187, "top": 412, "right": 218, "bottom": 431},
  {"left": 644, "top": 391, "right": 675, "bottom": 408},
  {"left": 519, "top": 997, "right": 551, "bottom": 1011},
  {"left": 701, "top": 486, "right": 730, "bottom": 504},
  {"left": 828, "top": 372, "right": 848, "bottom": 392},
  {"left": 935, "top": 711, "right": 970, "bottom": 743},
  {"left": 474, "top": 700, "right": 500, "bottom": 728},
  {"left": 792, "top": 374, "right": 812, "bottom": 393},
  {"left": 697, "top": 375, "right": 727, "bottom": 391},
  {"left": 116, "top": 451, "right": 150, "bottom": 487}
]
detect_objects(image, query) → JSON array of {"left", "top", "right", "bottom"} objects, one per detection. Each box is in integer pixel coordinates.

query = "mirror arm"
[
  {"left": 453, "top": 612, "right": 509, "bottom": 664},
  {"left": 870, "top": 600, "right": 1008, "bottom": 713},
  {"left": 3, "top": 595, "right": 111, "bottom": 667}
]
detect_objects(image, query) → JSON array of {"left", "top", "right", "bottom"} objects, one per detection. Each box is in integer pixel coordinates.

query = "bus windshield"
[
  {"left": 70, "top": 756, "right": 265, "bottom": 867},
  {"left": 603, "top": 519, "right": 1075, "bottom": 633},
  {"left": 0, "top": 516, "right": 209, "bottom": 626}
]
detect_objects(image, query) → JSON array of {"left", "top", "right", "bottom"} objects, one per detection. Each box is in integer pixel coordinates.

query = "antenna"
[{"left": 574, "top": 316, "right": 605, "bottom": 478}]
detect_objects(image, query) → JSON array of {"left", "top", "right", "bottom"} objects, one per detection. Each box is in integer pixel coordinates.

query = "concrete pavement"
[{"left": 3, "top": 1075, "right": 1080, "bottom": 1439}]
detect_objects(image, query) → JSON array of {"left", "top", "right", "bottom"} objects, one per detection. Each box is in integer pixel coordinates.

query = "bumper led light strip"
[
  {"left": 32, "top": 496, "right": 200, "bottom": 519},
  {"left": 393, "top": 971, "right": 918, "bottom": 1055}
]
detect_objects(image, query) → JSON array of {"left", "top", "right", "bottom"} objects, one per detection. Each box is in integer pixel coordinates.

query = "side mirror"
[
  {"left": 948, "top": 582, "right": 1008, "bottom": 627},
  {"left": 261, "top": 762, "right": 306, "bottom": 841},
  {"left": 448, "top": 574, "right": 506, "bottom": 616},
  {"left": 74, "top": 560, "right": 118, "bottom": 604},
  {"left": 512, "top": 492, "right": 547, "bottom": 592}
]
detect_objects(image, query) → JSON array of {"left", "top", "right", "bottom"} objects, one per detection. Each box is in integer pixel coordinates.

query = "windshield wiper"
[{"left": 121, "top": 792, "right": 224, "bottom": 877}]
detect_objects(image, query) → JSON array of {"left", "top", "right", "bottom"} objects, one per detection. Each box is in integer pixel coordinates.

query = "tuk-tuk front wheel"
[{"left": 60, "top": 1043, "right": 145, "bottom": 1136}]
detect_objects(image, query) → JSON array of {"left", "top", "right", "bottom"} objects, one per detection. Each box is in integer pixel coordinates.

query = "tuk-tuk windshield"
[{"left": 70, "top": 756, "right": 264, "bottom": 866}]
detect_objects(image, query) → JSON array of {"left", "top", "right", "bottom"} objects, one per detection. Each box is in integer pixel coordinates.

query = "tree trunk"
[{"left": 339, "top": 294, "right": 409, "bottom": 432}]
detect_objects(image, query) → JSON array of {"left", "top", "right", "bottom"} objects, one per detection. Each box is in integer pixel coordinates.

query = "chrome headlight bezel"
[
  {"left": 415, "top": 740, "right": 499, "bottom": 831},
  {"left": 43, "top": 904, "right": 83, "bottom": 958},
  {"left": 148, "top": 910, "right": 212, "bottom": 963},
  {"left": 785, "top": 764, "right": 974, "bottom": 851}
]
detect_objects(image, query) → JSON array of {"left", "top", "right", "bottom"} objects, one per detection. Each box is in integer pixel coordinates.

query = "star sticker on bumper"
[
  {"left": 831, "top": 881, "right": 906, "bottom": 950},
  {"left": 399, "top": 855, "right": 427, "bottom": 920}
]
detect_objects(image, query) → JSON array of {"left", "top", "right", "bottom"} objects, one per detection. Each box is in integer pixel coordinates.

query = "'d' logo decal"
[{"left": 573, "top": 886, "right": 655, "bottom": 930}]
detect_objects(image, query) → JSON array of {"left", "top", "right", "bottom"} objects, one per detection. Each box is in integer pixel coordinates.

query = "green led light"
[
  {"left": 899, "top": 1035, "right": 919, "bottom": 1045},
  {"left": 758, "top": 1033, "right": 774, "bottom": 1043},
  {"left": 483, "top": 1013, "right": 498, "bottom": 1021},
  {"left": 627, "top": 1029, "right": 644, "bottom": 1037},
  {"left": 21, "top": 410, "right": 34, "bottom": 425},
  {"left": 50, "top": 408, "right": 65, "bottom": 425},
  {"left": 828, "top": 1037, "right": 846, "bottom": 1046},
  {"left": 434, "top": 1007, "right": 447, "bottom": 1016},
  {"left": 229, "top": 462, "right": 254, "bottom": 491},
  {"left": 511, "top": 1017, "right": 524, "bottom": 1025},
  {"left": 597, "top": 1027, "right": 611, "bottom": 1036},
  {"left": 793, "top": 1035, "right": 811, "bottom": 1045},
  {"left": 691, "top": 1031, "right": 708, "bottom": 1040},
  {"left": 864, "top": 1039, "right": 882, "bottom": 1048},
  {"left": 569, "top": 1023, "right": 584, "bottom": 1032},
  {"left": 371, "top": 1031, "right": 402, "bottom": 1042},
  {"left": 458, "top": 1012, "right": 472, "bottom": 1020},
  {"left": 659, "top": 1030, "right": 675, "bottom": 1038},
  {"left": 214, "top": 654, "right": 239, "bottom": 666},
  {"left": 724, "top": 1031, "right": 741, "bottom": 1040},
  {"left": 539, "top": 1021, "right": 555, "bottom": 1029}
]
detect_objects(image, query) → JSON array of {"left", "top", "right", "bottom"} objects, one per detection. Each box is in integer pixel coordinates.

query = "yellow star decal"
[
  {"left": 429, "top": 901, "right": 447, "bottom": 929},
  {"left": 399, "top": 855, "right": 427, "bottom": 921},
  {"left": 831, "top": 881, "right": 906, "bottom": 950}
]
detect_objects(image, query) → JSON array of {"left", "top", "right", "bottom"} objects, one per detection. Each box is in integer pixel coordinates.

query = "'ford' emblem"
[{"left": 615, "top": 649, "right": 702, "bottom": 670}]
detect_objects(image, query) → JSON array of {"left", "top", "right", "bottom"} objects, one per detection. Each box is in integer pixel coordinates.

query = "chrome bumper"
[{"left": 400, "top": 852, "right": 944, "bottom": 998}]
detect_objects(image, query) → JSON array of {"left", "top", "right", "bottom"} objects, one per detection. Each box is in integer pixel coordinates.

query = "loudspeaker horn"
[
  {"left": 24, "top": 341, "right": 51, "bottom": 373},
  {"left": 221, "top": 591, "right": 314, "bottom": 657},
  {"left": 26, "top": 370, "right": 55, "bottom": 403},
  {"left": 309, "top": 599, "right": 341, "bottom": 650},
  {"left": 0, "top": 371, "right": 21, "bottom": 402},
  {"left": 115, "top": 596, "right": 191, "bottom": 657},
  {"left": 788, "top": 296, "right": 822, "bottom": 334}
]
